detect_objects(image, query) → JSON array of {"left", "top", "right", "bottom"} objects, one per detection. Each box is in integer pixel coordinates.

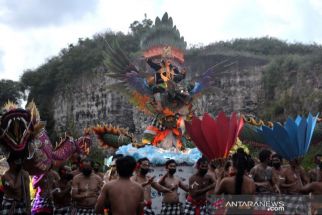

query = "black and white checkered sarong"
[
  {"left": 54, "top": 206, "right": 71, "bottom": 215},
  {"left": 283, "top": 195, "right": 308, "bottom": 215},
  {"left": 76, "top": 207, "right": 95, "bottom": 215},
  {"left": 143, "top": 206, "right": 155, "bottom": 215},
  {"left": 1, "top": 197, "right": 27, "bottom": 214},
  {"left": 183, "top": 199, "right": 208, "bottom": 215},
  {"left": 160, "top": 202, "right": 182, "bottom": 215},
  {"left": 32, "top": 196, "right": 53, "bottom": 213}
]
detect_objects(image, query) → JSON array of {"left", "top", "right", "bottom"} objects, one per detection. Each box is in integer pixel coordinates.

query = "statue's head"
[
  {"left": 0, "top": 102, "right": 33, "bottom": 152},
  {"left": 161, "top": 58, "right": 171, "bottom": 67}
]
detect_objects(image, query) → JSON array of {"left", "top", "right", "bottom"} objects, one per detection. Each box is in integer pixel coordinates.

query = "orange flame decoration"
[{"left": 185, "top": 112, "right": 244, "bottom": 159}]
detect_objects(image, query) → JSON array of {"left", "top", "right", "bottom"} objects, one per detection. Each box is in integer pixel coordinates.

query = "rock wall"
[
  {"left": 52, "top": 54, "right": 268, "bottom": 136},
  {"left": 53, "top": 70, "right": 135, "bottom": 136},
  {"left": 185, "top": 55, "right": 267, "bottom": 116}
]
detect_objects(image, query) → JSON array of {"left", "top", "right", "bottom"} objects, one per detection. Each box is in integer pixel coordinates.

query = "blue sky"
[{"left": 1, "top": 0, "right": 322, "bottom": 81}]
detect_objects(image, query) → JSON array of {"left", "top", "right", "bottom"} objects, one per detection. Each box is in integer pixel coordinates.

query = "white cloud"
[{"left": 0, "top": 0, "right": 321, "bottom": 81}]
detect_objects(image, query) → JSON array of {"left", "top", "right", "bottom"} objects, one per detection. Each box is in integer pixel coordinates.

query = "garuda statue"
[{"left": 93, "top": 12, "right": 237, "bottom": 151}]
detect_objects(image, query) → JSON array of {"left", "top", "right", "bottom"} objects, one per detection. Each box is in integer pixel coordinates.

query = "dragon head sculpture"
[{"left": 0, "top": 102, "right": 36, "bottom": 153}]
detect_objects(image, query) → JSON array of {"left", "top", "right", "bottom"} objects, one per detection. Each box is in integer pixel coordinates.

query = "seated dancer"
[
  {"left": 96, "top": 156, "right": 144, "bottom": 215},
  {"left": 184, "top": 157, "right": 215, "bottom": 215},
  {"left": 308, "top": 154, "right": 321, "bottom": 182},
  {"left": 32, "top": 166, "right": 60, "bottom": 215},
  {"left": 300, "top": 162, "right": 322, "bottom": 214},
  {"left": 250, "top": 149, "right": 280, "bottom": 194},
  {"left": 1, "top": 157, "right": 31, "bottom": 214},
  {"left": 93, "top": 161, "right": 104, "bottom": 179},
  {"left": 53, "top": 165, "right": 73, "bottom": 215},
  {"left": 215, "top": 149, "right": 256, "bottom": 195},
  {"left": 131, "top": 157, "right": 172, "bottom": 215},
  {"left": 146, "top": 58, "right": 186, "bottom": 112},
  {"left": 158, "top": 159, "right": 189, "bottom": 215},
  {"left": 103, "top": 154, "right": 123, "bottom": 183},
  {"left": 71, "top": 158, "right": 103, "bottom": 214}
]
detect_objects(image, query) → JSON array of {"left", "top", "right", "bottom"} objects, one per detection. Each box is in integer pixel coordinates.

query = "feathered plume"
[
  {"left": 26, "top": 101, "right": 45, "bottom": 135},
  {"left": 185, "top": 112, "right": 244, "bottom": 159},
  {"left": 141, "top": 12, "right": 186, "bottom": 63},
  {"left": 256, "top": 113, "right": 318, "bottom": 160},
  {"left": 190, "top": 57, "right": 239, "bottom": 95}
]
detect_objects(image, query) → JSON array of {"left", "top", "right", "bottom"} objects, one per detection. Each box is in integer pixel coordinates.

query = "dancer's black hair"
[{"left": 232, "top": 148, "right": 248, "bottom": 194}]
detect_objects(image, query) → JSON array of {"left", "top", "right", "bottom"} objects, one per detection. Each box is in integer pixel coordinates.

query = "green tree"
[
  {"left": 0, "top": 79, "right": 24, "bottom": 107},
  {"left": 129, "top": 13, "right": 153, "bottom": 42}
]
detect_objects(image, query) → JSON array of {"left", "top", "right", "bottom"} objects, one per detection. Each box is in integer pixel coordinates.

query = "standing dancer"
[
  {"left": 131, "top": 157, "right": 172, "bottom": 215},
  {"left": 158, "top": 159, "right": 189, "bottom": 215},
  {"left": 71, "top": 158, "right": 103, "bottom": 214},
  {"left": 96, "top": 156, "right": 144, "bottom": 215},
  {"left": 1, "top": 157, "right": 31, "bottom": 214},
  {"left": 53, "top": 165, "right": 73, "bottom": 215},
  {"left": 184, "top": 157, "right": 215, "bottom": 215}
]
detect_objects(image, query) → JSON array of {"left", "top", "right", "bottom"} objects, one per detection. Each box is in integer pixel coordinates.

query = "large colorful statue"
[
  {"left": 98, "top": 13, "right": 237, "bottom": 150},
  {"left": 0, "top": 101, "right": 92, "bottom": 176}
]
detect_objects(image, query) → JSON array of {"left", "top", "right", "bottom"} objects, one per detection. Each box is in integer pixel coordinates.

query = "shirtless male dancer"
[
  {"left": 72, "top": 158, "right": 103, "bottom": 214},
  {"left": 53, "top": 165, "right": 73, "bottom": 215},
  {"left": 158, "top": 159, "right": 189, "bottom": 215},
  {"left": 1, "top": 157, "right": 30, "bottom": 214},
  {"left": 215, "top": 149, "right": 256, "bottom": 214},
  {"left": 271, "top": 154, "right": 286, "bottom": 193},
  {"left": 215, "top": 149, "right": 255, "bottom": 195},
  {"left": 93, "top": 161, "right": 104, "bottom": 179},
  {"left": 300, "top": 163, "right": 322, "bottom": 214},
  {"left": 96, "top": 155, "right": 144, "bottom": 215},
  {"left": 184, "top": 157, "right": 215, "bottom": 215},
  {"left": 131, "top": 157, "right": 172, "bottom": 215},
  {"left": 308, "top": 154, "right": 321, "bottom": 182},
  {"left": 103, "top": 154, "right": 123, "bottom": 183},
  {"left": 281, "top": 158, "right": 309, "bottom": 214},
  {"left": 250, "top": 149, "right": 280, "bottom": 194}
]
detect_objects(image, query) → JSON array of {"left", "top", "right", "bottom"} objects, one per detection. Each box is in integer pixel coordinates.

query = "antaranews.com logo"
[{"left": 225, "top": 200, "right": 285, "bottom": 212}]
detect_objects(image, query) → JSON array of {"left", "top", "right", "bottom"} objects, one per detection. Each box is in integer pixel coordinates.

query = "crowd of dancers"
[{"left": 0, "top": 150, "right": 322, "bottom": 215}]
